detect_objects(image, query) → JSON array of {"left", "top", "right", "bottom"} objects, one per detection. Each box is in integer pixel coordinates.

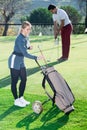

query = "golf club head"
[{"left": 54, "top": 38, "right": 59, "bottom": 45}]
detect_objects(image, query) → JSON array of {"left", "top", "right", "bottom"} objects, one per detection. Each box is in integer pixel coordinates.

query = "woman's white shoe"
[
  {"left": 14, "top": 98, "right": 26, "bottom": 107},
  {"left": 19, "top": 97, "right": 30, "bottom": 105}
]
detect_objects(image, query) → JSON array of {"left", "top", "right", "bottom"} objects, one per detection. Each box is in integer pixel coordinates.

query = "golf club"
[
  {"left": 38, "top": 45, "right": 48, "bottom": 66},
  {"left": 54, "top": 36, "right": 60, "bottom": 59}
]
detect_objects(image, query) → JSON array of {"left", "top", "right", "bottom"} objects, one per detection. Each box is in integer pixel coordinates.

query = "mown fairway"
[{"left": 0, "top": 34, "right": 87, "bottom": 130}]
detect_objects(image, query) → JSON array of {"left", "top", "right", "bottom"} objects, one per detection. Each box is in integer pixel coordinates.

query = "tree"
[
  {"left": 21, "top": 8, "right": 53, "bottom": 25},
  {"left": 61, "top": 6, "right": 82, "bottom": 24},
  {"left": 78, "top": 0, "right": 87, "bottom": 29},
  {"left": 85, "top": 0, "right": 87, "bottom": 29},
  {"left": 61, "top": 6, "right": 83, "bottom": 33},
  {"left": 0, "top": 0, "right": 31, "bottom": 36},
  {"left": 78, "top": 0, "right": 86, "bottom": 15}
]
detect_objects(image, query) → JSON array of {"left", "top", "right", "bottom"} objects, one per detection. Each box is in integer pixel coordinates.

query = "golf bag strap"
[
  {"left": 42, "top": 75, "right": 55, "bottom": 105},
  {"left": 42, "top": 75, "right": 46, "bottom": 89},
  {"left": 42, "top": 74, "right": 56, "bottom": 93}
]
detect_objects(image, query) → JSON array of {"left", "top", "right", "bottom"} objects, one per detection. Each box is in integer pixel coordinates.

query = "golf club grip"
[{"left": 38, "top": 45, "right": 47, "bottom": 65}]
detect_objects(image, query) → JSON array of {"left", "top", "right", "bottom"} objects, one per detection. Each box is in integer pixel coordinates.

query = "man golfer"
[{"left": 48, "top": 4, "right": 73, "bottom": 62}]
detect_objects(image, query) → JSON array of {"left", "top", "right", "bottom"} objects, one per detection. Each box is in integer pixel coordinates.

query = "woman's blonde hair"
[
  {"left": 21, "top": 21, "right": 32, "bottom": 29},
  {"left": 18, "top": 21, "right": 32, "bottom": 35}
]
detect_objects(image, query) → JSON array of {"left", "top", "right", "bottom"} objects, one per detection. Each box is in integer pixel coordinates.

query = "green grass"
[{"left": 0, "top": 34, "right": 87, "bottom": 130}]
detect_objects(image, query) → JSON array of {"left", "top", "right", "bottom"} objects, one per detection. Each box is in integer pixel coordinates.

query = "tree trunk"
[
  {"left": 2, "top": 24, "right": 9, "bottom": 36},
  {"left": 85, "top": 16, "right": 87, "bottom": 28}
]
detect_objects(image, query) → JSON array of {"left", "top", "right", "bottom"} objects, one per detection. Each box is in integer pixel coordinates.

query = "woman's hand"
[
  {"left": 37, "top": 55, "right": 44, "bottom": 60},
  {"left": 29, "top": 45, "right": 33, "bottom": 50}
]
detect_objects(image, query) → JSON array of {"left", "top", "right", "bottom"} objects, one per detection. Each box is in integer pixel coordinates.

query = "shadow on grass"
[
  {"left": 39, "top": 106, "right": 69, "bottom": 130},
  {"left": 16, "top": 106, "right": 69, "bottom": 130},
  {"left": 0, "top": 61, "right": 59, "bottom": 89},
  {"left": 39, "top": 114, "right": 69, "bottom": 130},
  {"left": 0, "top": 75, "right": 11, "bottom": 88},
  {"left": 35, "top": 106, "right": 69, "bottom": 130},
  {"left": 16, "top": 112, "right": 40, "bottom": 130},
  {"left": 0, "top": 105, "right": 22, "bottom": 121}
]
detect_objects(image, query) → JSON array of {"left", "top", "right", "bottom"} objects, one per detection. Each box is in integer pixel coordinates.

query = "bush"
[
  {"left": 61, "top": 6, "right": 82, "bottom": 24},
  {"left": 60, "top": 6, "right": 85, "bottom": 34},
  {"left": 21, "top": 8, "right": 53, "bottom": 25},
  {"left": 30, "top": 25, "right": 53, "bottom": 35},
  {"left": 73, "top": 24, "right": 85, "bottom": 34}
]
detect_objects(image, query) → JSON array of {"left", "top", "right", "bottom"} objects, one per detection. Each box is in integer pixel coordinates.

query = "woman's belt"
[{"left": 12, "top": 51, "right": 23, "bottom": 56}]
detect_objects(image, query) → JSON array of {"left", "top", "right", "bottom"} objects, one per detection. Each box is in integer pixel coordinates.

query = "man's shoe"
[
  {"left": 14, "top": 98, "right": 26, "bottom": 107},
  {"left": 19, "top": 97, "right": 30, "bottom": 105},
  {"left": 58, "top": 57, "right": 68, "bottom": 62}
]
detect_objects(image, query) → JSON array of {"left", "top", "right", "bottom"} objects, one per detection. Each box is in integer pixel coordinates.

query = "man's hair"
[
  {"left": 48, "top": 4, "right": 56, "bottom": 10},
  {"left": 21, "top": 21, "right": 31, "bottom": 29}
]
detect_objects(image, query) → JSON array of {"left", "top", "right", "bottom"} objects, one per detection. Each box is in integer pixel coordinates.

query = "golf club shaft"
[{"left": 38, "top": 45, "right": 47, "bottom": 66}]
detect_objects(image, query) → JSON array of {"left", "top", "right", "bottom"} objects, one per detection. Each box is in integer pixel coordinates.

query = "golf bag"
[{"left": 40, "top": 65, "right": 75, "bottom": 114}]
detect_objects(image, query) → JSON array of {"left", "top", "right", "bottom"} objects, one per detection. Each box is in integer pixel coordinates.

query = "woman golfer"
[{"left": 8, "top": 21, "right": 43, "bottom": 107}]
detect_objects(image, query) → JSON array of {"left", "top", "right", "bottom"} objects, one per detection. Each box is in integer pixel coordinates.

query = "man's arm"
[
  {"left": 54, "top": 19, "right": 65, "bottom": 39},
  {"left": 54, "top": 21, "right": 59, "bottom": 39},
  {"left": 58, "top": 19, "right": 64, "bottom": 31}
]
